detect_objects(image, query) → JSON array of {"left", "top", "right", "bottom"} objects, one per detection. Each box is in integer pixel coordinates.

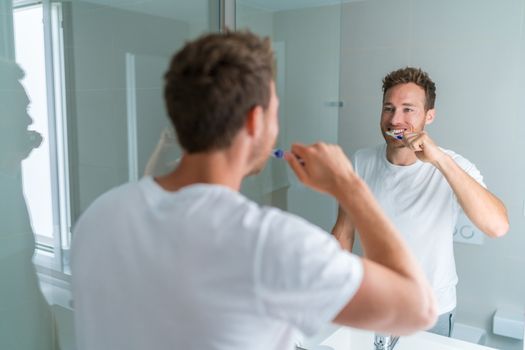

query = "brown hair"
[
  {"left": 164, "top": 31, "right": 275, "bottom": 153},
  {"left": 382, "top": 67, "right": 436, "bottom": 110}
]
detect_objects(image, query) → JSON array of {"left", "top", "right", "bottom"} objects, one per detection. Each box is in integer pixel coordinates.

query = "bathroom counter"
[{"left": 299, "top": 325, "right": 497, "bottom": 350}]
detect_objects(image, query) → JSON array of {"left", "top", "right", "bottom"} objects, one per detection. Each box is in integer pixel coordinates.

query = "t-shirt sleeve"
[
  {"left": 445, "top": 150, "right": 487, "bottom": 212},
  {"left": 253, "top": 209, "right": 363, "bottom": 336},
  {"left": 449, "top": 152, "right": 486, "bottom": 188}
]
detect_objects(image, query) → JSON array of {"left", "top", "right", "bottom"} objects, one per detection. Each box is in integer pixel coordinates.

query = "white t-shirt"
[
  {"left": 71, "top": 177, "right": 363, "bottom": 350},
  {"left": 353, "top": 144, "right": 485, "bottom": 314}
]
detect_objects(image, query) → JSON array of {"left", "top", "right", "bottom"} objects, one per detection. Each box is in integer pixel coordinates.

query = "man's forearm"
[
  {"left": 332, "top": 207, "right": 356, "bottom": 251},
  {"left": 433, "top": 154, "right": 509, "bottom": 237},
  {"left": 332, "top": 227, "right": 355, "bottom": 251}
]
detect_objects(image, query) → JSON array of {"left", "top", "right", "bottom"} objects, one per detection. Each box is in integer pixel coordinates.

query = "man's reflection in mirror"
[
  {"left": 332, "top": 67, "right": 509, "bottom": 338},
  {"left": 0, "top": 59, "right": 58, "bottom": 349}
]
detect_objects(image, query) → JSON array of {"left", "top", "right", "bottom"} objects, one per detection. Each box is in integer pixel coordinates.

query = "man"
[
  {"left": 332, "top": 67, "right": 509, "bottom": 337},
  {"left": 71, "top": 33, "right": 436, "bottom": 350}
]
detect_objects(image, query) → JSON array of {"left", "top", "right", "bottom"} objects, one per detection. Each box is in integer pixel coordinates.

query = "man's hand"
[
  {"left": 332, "top": 206, "right": 356, "bottom": 251},
  {"left": 404, "top": 131, "right": 509, "bottom": 238},
  {"left": 285, "top": 142, "right": 358, "bottom": 196},
  {"left": 144, "top": 127, "right": 179, "bottom": 176},
  {"left": 158, "top": 126, "right": 177, "bottom": 147},
  {"left": 403, "top": 131, "right": 445, "bottom": 165}
]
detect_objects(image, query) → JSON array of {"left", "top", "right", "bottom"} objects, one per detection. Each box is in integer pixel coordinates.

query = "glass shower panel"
[
  {"left": 0, "top": 1, "right": 217, "bottom": 348},
  {"left": 66, "top": 0, "right": 218, "bottom": 221},
  {"left": 236, "top": 0, "right": 342, "bottom": 231}
]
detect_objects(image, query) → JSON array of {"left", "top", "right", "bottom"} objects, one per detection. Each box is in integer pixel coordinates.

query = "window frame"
[{"left": 13, "top": 0, "right": 72, "bottom": 275}]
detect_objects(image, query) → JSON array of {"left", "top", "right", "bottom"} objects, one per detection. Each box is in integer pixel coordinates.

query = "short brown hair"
[
  {"left": 164, "top": 31, "right": 275, "bottom": 153},
  {"left": 382, "top": 67, "right": 436, "bottom": 110}
]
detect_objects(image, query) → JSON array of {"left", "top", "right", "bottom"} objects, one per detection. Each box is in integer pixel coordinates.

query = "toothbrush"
[
  {"left": 272, "top": 148, "right": 305, "bottom": 165},
  {"left": 385, "top": 130, "right": 405, "bottom": 140},
  {"left": 272, "top": 148, "right": 285, "bottom": 159}
]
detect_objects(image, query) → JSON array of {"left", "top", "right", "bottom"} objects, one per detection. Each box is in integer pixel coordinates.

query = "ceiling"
[
  {"left": 238, "top": 0, "right": 365, "bottom": 12},
  {"left": 79, "top": 0, "right": 210, "bottom": 23},
  {"left": 77, "top": 0, "right": 366, "bottom": 22}
]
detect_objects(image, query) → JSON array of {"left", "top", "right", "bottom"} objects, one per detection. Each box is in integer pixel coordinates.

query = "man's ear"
[
  {"left": 245, "top": 105, "right": 264, "bottom": 137},
  {"left": 425, "top": 108, "right": 436, "bottom": 125}
]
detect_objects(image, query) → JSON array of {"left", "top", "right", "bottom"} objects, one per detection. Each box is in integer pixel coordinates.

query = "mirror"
[
  {"left": 237, "top": 1, "right": 524, "bottom": 350},
  {"left": 1, "top": 0, "right": 523, "bottom": 349}
]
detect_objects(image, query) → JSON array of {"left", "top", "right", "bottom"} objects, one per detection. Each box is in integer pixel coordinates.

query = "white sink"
[{"left": 298, "top": 325, "right": 497, "bottom": 350}]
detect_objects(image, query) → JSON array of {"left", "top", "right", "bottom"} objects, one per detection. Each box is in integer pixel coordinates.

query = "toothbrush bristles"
[
  {"left": 385, "top": 130, "right": 404, "bottom": 140},
  {"left": 272, "top": 148, "right": 285, "bottom": 158}
]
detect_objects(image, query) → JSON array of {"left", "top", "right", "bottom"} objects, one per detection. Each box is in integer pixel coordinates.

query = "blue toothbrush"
[
  {"left": 272, "top": 148, "right": 305, "bottom": 165},
  {"left": 385, "top": 130, "right": 404, "bottom": 140}
]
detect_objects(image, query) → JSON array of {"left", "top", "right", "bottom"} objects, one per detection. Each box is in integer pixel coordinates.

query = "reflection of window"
[{"left": 13, "top": 1, "right": 71, "bottom": 273}]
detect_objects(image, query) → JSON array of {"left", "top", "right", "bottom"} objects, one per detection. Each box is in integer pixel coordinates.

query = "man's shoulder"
[
  {"left": 98, "top": 181, "right": 141, "bottom": 205},
  {"left": 440, "top": 147, "right": 476, "bottom": 168},
  {"left": 441, "top": 147, "right": 461, "bottom": 159},
  {"left": 257, "top": 205, "right": 331, "bottom": 246},
  {"left": 77, "top": 181, "right": 141, "bottom": 222}
]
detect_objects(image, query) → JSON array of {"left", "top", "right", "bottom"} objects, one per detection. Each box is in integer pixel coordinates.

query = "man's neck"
[
  {"left": 154, "top": 150, "right": 246, "bottom": 192},
  {"left": 385, "top": 143, "right": 418, "bottom": 166}
]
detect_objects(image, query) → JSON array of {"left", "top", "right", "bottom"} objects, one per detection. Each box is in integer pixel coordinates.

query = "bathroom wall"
[
  {"left": 237, "top": 3, "right": 342, "bottom": 231},
  {"left": 273, "top": 5, "right": 341, "bottom": 231},
  {"left": 338, "top": 0, "right": 525, "bottom": 348}
]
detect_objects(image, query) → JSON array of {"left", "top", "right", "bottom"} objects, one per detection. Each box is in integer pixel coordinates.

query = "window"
[{"left": 13, "top": 1, "right": 71, "bottom": 273}]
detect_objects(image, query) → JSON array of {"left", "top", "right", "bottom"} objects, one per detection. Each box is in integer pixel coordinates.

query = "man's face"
[
  {"left": 249, "top": 81, "right": 279, "bottom": 175},
  {"left": 380, "top": 82, "right": 434, "bottom": 147}
]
